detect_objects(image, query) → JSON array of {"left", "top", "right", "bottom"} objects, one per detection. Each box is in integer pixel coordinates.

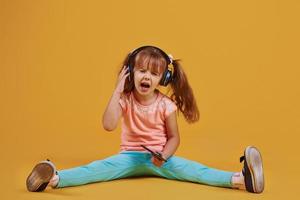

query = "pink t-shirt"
[{"left": 119, "top": 90, "right": 177, "bottom": 153}]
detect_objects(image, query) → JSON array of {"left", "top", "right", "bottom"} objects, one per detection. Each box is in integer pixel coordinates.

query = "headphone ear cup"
[
  {"left": 127, "top": 64, "right": 133, "bottom": 82},
  {"left": 160, "top": 70, "right": 172, "bottom": 86},
  {"left": 159, "top": 70, "right": 167, "bottom": 86},
  {"left": 165, "top": 70, "right": 173, "bottom": 85}
]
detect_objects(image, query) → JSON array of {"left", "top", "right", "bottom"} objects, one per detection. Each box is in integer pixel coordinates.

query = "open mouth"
[
  {"left": 141, "top": 82, "right": 150, "bottom": 88},
  {"left": 140, "top": 82, "right": 150, "bottom": 90}
]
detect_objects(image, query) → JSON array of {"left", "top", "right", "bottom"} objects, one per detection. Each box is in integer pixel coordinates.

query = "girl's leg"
[
  {"left": 55, "top": 153, "right": 142, "bottom": 188},
  {"left": 147, "top": 146, "right": 264, "bottom": 193},
  {"left": 148, "top": 155, "right": 235, "bottom": 188}
]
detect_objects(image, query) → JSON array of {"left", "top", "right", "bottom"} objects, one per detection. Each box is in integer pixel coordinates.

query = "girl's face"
[
  {"left": 132, "top": 52, "right": 166, "bottom": 97},
  {"left": 133, "top": 66, "right": 163, "bottom": 96}
]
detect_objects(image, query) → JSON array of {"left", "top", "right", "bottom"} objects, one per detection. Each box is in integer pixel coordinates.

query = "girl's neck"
[{"left": 133, "top": 89, "right": 158, "bottom": 106}]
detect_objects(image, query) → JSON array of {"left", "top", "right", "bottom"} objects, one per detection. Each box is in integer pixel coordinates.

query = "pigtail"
[{"left": 170, "top": 60, "right": 200, "bottom": 123}]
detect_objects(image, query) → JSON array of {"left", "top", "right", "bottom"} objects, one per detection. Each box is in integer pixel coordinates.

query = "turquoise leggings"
[{"left": 56, "top": 151, "right": 234, "bottom": 188}]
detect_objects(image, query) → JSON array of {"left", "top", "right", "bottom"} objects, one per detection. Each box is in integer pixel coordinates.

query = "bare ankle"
[
  {"left": 49, "top": 174, "right": 59, "bottom": 188},
  {"left": 231, "top": 172, "right": 245, "bottom": 190}
]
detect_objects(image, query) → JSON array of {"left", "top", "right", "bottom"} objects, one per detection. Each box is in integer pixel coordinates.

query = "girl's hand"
[
  {"left": 151, "top": 154, "right": 166, "bottom": 167},
  {"left": 115, "top": 66, "right": 130, "bottom": 94}
]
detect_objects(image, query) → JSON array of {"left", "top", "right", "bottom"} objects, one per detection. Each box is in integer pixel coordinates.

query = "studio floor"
[{"left": 3, "top": 133, "right": 298, "bottom": 200}]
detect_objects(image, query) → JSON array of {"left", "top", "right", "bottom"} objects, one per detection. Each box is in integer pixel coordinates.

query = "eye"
[
  {"left": 151, "top": 72, "right": 159, "bottom": 76},
  {"left": 139, "top": 69, "right": 146, "bottom": 73}
]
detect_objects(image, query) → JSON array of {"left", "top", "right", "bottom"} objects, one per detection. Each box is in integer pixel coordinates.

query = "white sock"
[
  {"left": 49, "top": 174, "right": 59, "bottom": 188},
  {"left": 231, "top": 171, "right": 245, "bottom": 190}
]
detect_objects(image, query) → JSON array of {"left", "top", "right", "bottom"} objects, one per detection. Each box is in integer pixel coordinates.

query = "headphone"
[{"left": 127, "top": 45, "right": 173, "bottom": 86}]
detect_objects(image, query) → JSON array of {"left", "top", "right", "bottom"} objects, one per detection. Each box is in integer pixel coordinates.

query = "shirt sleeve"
[{"left": 164, "top": 99, "right": 177, "bottom": 118}]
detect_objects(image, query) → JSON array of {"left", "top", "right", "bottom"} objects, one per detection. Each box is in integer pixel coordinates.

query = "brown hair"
[{"left": 119, "top": 47, "right": 200, "bottom": 123}]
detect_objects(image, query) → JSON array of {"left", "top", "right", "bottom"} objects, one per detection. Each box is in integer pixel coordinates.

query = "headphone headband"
[{"left": 129, "top": 45, "right": 172, "bottom": 65}]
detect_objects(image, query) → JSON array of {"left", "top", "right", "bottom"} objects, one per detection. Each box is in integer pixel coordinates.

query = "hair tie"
[{"left": 168, "top": 54, "right": 174, "bottom": 64}]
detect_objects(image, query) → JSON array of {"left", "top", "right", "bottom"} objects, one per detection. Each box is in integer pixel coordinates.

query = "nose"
[{"left": 143, "top": 71, "right": 151, "bottom": 80}]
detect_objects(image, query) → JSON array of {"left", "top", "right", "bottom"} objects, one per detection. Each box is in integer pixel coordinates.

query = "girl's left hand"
[{"left": 151, "top": 154, "right": 166, "bottom": 167}]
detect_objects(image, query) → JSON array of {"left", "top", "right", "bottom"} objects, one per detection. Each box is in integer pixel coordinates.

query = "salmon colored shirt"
[{"left": 119, "top": 90, "right": 177, "bottom": 153}]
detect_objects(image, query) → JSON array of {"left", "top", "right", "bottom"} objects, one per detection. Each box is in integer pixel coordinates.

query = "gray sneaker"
[
  {"left": 240, "top": 146, "right": 265, "bottom": 193},
  {"left": 26, "top": 159, "right": 57, "bottom": 192}
]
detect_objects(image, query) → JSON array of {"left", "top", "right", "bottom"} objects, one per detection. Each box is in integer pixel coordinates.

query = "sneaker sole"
[
  {"left": 26, "top": 161, "right": 56, "bottom": 192},
  {"left": 245, "top": 146, "right": 264, "bottom": 193}
]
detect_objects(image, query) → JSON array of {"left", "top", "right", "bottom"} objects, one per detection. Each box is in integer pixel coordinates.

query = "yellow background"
[{"left": 1, "top": 0, "right": 299, "bottom": 199}]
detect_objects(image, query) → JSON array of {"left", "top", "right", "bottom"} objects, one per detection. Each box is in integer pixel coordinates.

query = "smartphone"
[{"left": 140, "top": 145, "right": 167, "bottom": 162}]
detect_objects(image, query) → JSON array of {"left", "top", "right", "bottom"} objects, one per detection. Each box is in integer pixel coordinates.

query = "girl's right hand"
[{"left": 115, "top": 65, "right": 130, "bottom": 94}]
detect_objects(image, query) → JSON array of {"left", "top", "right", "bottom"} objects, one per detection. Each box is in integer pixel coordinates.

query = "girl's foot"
[
  {"left": 240, "top": 146, "right": 265, "bottom": 193},
  {"left": 26, "top": 159, "right": 57, "bottom": 192}
]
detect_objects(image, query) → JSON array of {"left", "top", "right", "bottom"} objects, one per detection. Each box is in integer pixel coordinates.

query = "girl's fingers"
[
  {"left": 118, "top": 66, "right": 127, "bottom": 81},
  {"left": 122, "top": 65, "right": 128, "bottom": 73},
  {"left": 115, "top": 66, "right": 130, "bottom": 92},
  {"left": 120, "top": 73, "right": 129, "bottom": 82},
  {"left": 119, "top": 66, "right": 126, "bottom": 76},
  {"left": 124, "top": 71, "right": 130, "bottom": 79},
  {"left": 120, "top": 66, "right": 129, "bottom": 77},
  {"left": 151, "top": 156, "right": 163, "bottom": 167},
  {"left": 119, "top": 73, "right": 129, "bottom": 88}
]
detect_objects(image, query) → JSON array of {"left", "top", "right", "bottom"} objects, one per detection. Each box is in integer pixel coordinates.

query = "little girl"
[{"left": 26, "top": 45, "right": 264, "bottom": 193}]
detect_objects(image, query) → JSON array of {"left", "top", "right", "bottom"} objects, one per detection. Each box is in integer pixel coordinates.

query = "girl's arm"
[
  {"left": 162, "top": 111, "right": 180, "bottom": 159},
  {"left": 102, "top": 66, "right": 129, "bottom": 131},
  {"left": 102, "top": 91, "right": 122, "bottom": 131}
]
